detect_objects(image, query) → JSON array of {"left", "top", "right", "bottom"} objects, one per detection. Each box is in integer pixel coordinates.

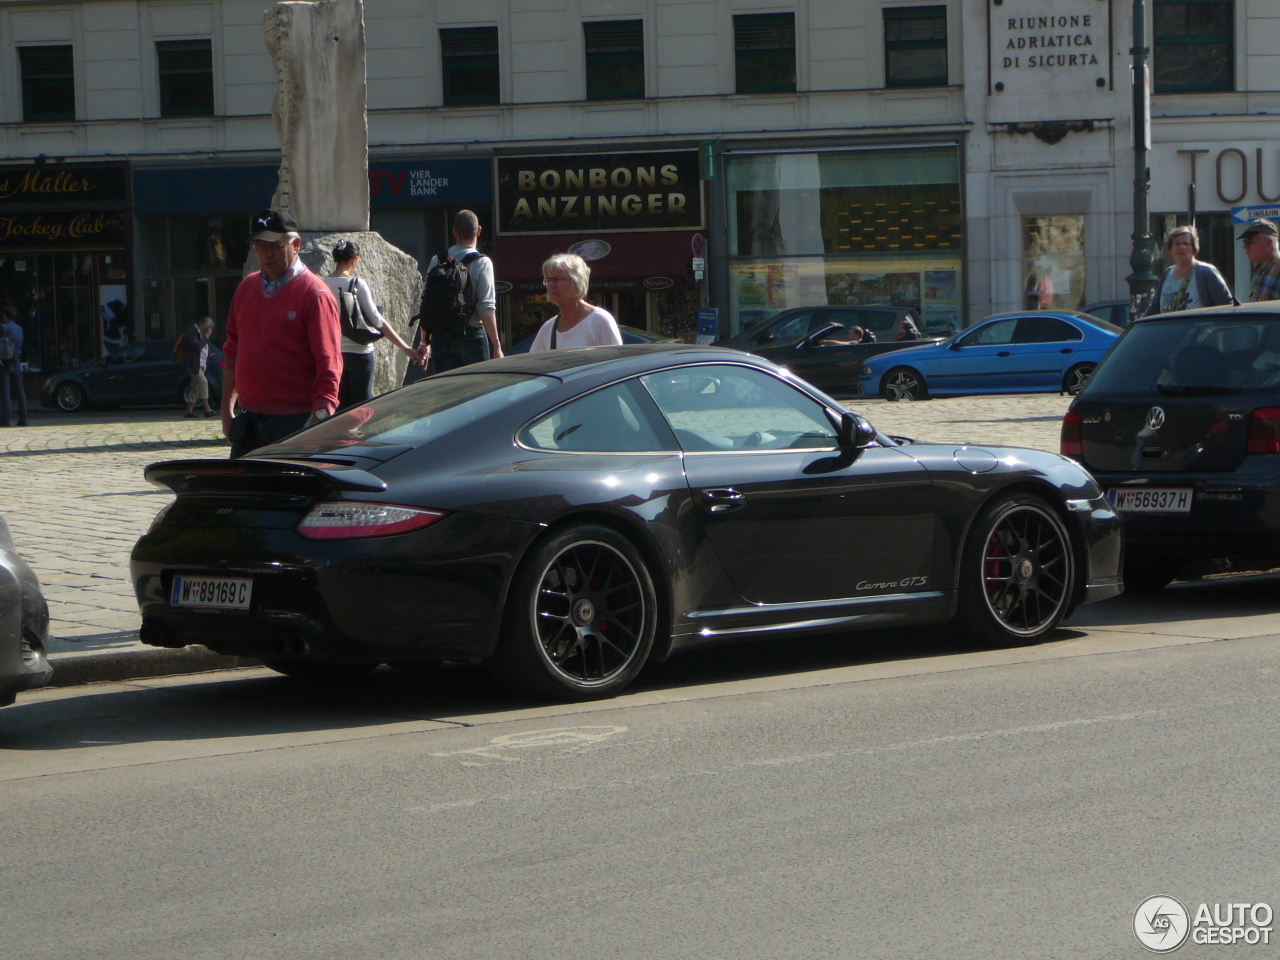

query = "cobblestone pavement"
[
  {"left": 0, "top": 394, "right": 1071, "bottom": 657},
  {"left": 0, "top": 408, "right": 226, "bottom": 656}
]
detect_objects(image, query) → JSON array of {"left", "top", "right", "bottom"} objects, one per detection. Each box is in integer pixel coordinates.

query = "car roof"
[
  {"left": 977, "top": 310, "right": 1092, "bottom": 323},
  {"left": 434, "top": 344, "right": 759, "bottom": 382},
  {"left": 1131, "top": 300, "right": 1280, "bottom": 323}
]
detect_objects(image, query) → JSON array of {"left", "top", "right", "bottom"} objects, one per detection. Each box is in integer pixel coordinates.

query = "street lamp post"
[{"left": 1127, "top": 0, "right": 1159, "bottom": 317}]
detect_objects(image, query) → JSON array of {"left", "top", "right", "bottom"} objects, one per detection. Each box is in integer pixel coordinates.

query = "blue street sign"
[
  {"left": 696, "top": 307, "right": 718, "bottom": 345},
  {"left": 1230, "top": 205, "right": 1280, "bottom": 224}
]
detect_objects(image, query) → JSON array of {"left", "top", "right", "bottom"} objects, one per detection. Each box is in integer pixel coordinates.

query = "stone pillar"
[
  {"left": 297, "top": 232, "right": 424, "bottom": 394},
  {"left": 264, "top": 0, "right": 369, "bottom": 231}
]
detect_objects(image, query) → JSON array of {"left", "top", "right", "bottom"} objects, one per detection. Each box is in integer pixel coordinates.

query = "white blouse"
[{"left": 529, "top": 306, "right": 623, "bottom": 352}]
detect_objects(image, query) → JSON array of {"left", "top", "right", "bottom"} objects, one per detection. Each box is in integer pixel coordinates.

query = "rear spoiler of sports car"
[{"left": 144, "top": 459, "right": 388, "bottom": 496}]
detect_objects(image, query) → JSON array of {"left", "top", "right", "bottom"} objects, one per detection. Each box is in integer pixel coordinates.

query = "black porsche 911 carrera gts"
[{"left": 132, "top": 346, "right": 1123, "bottom": 701}]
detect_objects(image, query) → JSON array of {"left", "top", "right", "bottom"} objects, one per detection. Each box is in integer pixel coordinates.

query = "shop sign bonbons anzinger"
[{"left": 496, "top": 151, "right": 703, "bottom": 235}]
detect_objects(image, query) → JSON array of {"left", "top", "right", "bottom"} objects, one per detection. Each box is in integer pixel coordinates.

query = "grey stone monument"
[{"left": 251, "top": 0, "right": 423, "bottom": 394}]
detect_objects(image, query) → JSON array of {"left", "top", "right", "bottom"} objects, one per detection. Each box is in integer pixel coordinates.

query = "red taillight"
[
  {"left": 1247, "top": 407, "right": 1280, "bottom": 454},
  {"left": 296, "top": 502, "right": 448, "bottom": 540},
  {"left": 1060, "top": 410, "right": 1083, "bottom": 457}
]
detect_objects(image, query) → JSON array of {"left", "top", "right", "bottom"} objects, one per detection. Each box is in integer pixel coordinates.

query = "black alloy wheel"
[
  {"left": 488, "top": 523, "right": 658, "bottom": 701},
  {"left": 882, "top": 367, "right": 927, "bottom": 402},
  {"left": 956, "top": 493, "right": 1075, "bottom": 644},
  {"left": 55, "top": 382, "right": 86, "bottom": 412},
  {"left": 1063, "top": 363, "right": 1095, "bottom": 395}
]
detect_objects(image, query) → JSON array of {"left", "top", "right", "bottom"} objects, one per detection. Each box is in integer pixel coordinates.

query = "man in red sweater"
[{"left": 221, "top": 209, "right": 342, "bottom": 458}]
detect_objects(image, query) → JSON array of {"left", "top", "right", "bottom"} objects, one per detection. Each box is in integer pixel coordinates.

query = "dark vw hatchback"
[
  {"left": 1062, "top": 302, "right": 1280, "bottom": 590},
  {"left": 133, "top": 347, "right": 1122, "bottom": 701}
]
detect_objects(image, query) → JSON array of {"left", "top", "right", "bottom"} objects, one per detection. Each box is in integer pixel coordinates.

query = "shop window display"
[
  {"left": 1021, "top": 216, "right": 1085, "bottom": 312},
  {"left": 163, "top": 214, "right": 252, "bottom": 339},
  {"left": 727, "top": 148, "right": 963, "bottom": 336}
]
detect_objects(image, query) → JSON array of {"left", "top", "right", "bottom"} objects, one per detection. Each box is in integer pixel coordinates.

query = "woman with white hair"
[
  {"left": 1144, "top": 224, "right": 1233, "bottom": 316},
  {"left": 529, "top": 253, "right": 623, "bottom": 352}
]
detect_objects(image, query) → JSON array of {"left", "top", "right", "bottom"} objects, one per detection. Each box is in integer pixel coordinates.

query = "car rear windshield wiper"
[{"left": 1156, "top": 384, "right": 1240, "bottom": 396}]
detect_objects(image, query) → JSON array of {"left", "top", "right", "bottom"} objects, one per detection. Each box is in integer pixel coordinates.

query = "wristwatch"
[{"left": 307, "top": 408, "right": 330, "bottom": 426}]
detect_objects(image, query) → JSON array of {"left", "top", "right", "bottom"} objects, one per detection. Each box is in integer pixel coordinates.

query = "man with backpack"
[
  {"left": 417, "top": 210, "right": 501, "bottom": 375},
  {"left": 0, "top": 305, "right": 27, "bottom": 427}
]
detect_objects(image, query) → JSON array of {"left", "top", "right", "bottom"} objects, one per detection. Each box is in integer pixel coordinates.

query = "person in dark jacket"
[
  {"left": 1144, "top": 225, "right": 1234, "bottom": 316},
  {"left": 0, "top": 305, "right": 27, "bottom": 427},
  {"left": 181, "top": 317, "right": 215, "bottom": 418}
]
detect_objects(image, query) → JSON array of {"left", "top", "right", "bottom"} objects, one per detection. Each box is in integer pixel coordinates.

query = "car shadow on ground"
[
  {"left": 3, "top": 573, "right": 1276, "bottom": 754},
  {"left": 1063, "top": 571, "right": 1280, "bottom": 629}
]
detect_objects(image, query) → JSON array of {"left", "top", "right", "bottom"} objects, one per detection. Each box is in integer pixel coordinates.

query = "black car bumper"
[
  {"left": 131, "top": 511, "right": 543, "bottom": 664},
  {"left": 1069, "top": 494, "right": 1125, "bottom": 603},
  {"left": 1093, "top": 468, "right": 1280, "bottom": 559}
]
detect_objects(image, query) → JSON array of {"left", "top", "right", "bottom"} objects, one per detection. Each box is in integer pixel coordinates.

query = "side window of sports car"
[
  {"left": 520, "top": 380, "right": 677, "bottom": 452},
  {"left": 769, "top": 312, "right": 812, "bottom": 340},
  {"left": 640, "top": 364, "right": 839, "bottom": 452}
]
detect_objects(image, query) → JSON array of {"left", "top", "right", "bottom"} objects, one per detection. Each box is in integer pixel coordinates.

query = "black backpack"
[
  {"left": 337, "top": 277, "right": 383, "bottom": 345},
  {"left": 420, "top": 250, "right": 481, "bottom": 341}
]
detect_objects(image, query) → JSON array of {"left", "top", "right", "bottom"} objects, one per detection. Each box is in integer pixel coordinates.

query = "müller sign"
[{"left": 496, "top": 151, "right": 703, "bottom": 235}]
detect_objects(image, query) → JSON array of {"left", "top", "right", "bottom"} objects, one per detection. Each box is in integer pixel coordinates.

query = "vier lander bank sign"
[{"left": 988, "top": 0, "right": 1113, "bottom": 123}]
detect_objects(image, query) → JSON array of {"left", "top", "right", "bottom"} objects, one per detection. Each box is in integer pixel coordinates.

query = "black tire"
[
  {"left": 1122, "top": 554, "right": 1182, "bottom": 593},
  {"left": 955, "top": 493, "right": 1076, "bottom": 645},
  {"left": 1063, "top": 363, "right": 1095, "bottom": 395},
  {"left": 54, "top": 381, "right": 86, "bottom": 412},
  {"left": 263, "top": 660, "right": 379, "bottom": 681},
  {"left": 487, "top": 523, "right": 658, "bottom": 701},
  {"left": 881, "top": 367, "right": 928, "bottom": 402}
]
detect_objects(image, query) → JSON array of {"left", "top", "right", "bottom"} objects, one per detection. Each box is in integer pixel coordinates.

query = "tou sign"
[{"left": 989, "top": 0, "right": 1111, "bottom": 121}]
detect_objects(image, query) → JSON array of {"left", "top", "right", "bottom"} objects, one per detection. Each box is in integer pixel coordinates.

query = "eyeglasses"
[
  {"left": 542, "top": 276, "right": 571, "bottom": 287},
  {"left": 251, "top": 238, "right": 290, "bottom": 252}
]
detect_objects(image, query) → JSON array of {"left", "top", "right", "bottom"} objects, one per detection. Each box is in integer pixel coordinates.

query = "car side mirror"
[
  {"left": 801, "top": 322, "right": 843, "bottom": 348},
  {"left": 829, "top": 409, "right": 876, "bottom": 449}
]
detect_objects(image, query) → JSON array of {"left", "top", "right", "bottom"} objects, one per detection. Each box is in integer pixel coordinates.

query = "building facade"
[{"left": 0, "top": 0, "right": 1277, "bottom": 378}]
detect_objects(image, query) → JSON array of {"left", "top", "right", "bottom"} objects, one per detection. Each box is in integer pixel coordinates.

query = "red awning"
[{"left": 488, "top": 231, "right": 697, "bottom": 293}]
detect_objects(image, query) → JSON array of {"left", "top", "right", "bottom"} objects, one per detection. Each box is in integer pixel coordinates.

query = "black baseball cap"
[
  {"left": 1238, "top": 218, "right": 1279, "bottom": 241},
  {"left": 250, "top": 209, "right": 299, "bottom": 242}
]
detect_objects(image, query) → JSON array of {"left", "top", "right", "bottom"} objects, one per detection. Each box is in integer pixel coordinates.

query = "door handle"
[
  {"left": 1060, "top": 348, "right": 1074, "bottom": 354},
  {"left": 997, "top": 351, "right": 1010, "bottom": 357},
  {"left": 700, "top": 488, "right": 746, "bottom": 514}
]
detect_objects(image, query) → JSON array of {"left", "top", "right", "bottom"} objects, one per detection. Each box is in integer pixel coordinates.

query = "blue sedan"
[{"left": 858, "top": 311, "right": 1122, "bottom": 401}]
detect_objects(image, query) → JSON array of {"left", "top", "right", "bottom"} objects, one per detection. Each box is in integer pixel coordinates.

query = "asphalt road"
[{"left": 3, "top": 575, "right": 1278, "bottom": 959}]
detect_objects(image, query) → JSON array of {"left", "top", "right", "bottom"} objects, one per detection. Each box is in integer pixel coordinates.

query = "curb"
[{"left": 47, "top": 646, "right": 263, "bottom": 688}]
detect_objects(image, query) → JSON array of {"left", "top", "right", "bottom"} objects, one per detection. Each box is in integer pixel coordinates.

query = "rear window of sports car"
[{"left": 266, "top": 374, "right": 554, "bottom": 450}]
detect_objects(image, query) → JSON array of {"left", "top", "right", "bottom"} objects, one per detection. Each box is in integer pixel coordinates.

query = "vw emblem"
[{"left": 1146, "top": 406, "right": 1166, "bottom": 431}]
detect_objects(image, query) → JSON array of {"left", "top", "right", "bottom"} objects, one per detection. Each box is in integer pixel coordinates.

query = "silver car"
[{"left": 0, "top": 515, "right": 52, "bottom": 707}]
